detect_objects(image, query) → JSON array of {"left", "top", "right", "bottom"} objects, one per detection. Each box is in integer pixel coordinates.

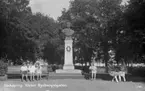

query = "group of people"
[
  {"left": 108, "top": 59, "right": 127, "bottom": 82},
  {"left": 20, "top": 61, "right": 42, "bottom": 82},
  {"left": 88, "top": 61, "right": 126, "bottom": 82}
]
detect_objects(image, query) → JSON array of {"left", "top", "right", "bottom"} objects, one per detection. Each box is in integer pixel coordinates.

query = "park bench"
[{"left": 7, "top": 66, "right": 51, "bottom": 80}]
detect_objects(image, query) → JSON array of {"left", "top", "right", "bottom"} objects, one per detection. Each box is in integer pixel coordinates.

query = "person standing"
[
  {"left": 36, "top": 63, "right": 42, "bottom": 80},
  {"left": 89, "top": 63, "right": 97, "bottom": 80},
  {"left": 20, "top": 62, "right": 28, "bottom": 82},
  {"left": 28, "top": 62, "right": 36, "bottom": 81}
]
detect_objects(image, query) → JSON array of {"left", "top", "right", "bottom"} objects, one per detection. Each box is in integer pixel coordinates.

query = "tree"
[
  {"left": 58, "top": 0, "right": 123, "bottom": 67},
  {"left": 0, "top": 0, "right": 34, "bottom": 62},
  {"left": 122, "top": 0, "right": 145, "bottom": 63},
  {"left": 26, "top": 12, "right": 63, "bottom": 63},
  {"left": 0, "top": 0, "right": 63, "bottom": 64}
]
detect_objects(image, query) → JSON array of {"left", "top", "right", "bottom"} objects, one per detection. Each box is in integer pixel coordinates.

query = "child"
[
  {"left": 36, "top": 63, "right": 42, "bottom": 80},
  {"left": 89, "top": 63, "right": 97, "bottom": 80},
  {"left": 28, "top": 62, "right": 36, "bottom": 81},
  {"left": 20, "top": 62, "right": 28, "bottom": 82}
]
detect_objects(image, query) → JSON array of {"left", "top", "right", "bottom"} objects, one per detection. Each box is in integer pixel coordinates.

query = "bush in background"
[
  {"left": 0, "top": 59, "right": 8, "bottom": 76},
  {"left": 128, "top": 67, "right": 145, "bottom": 77}
]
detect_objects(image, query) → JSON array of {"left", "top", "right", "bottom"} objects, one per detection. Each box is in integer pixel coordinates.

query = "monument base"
[
  {"left": 56, "top": 69, "right": 82, "bottom": 74},
  {"left": 51, "top": 69, "right": 83, "bottom": 79},
  {"left": 63, "top": 64, "right": 74, "bottom": 70},
  {"left": 56, "top": 64, "right": 82, "bottom": 74}
]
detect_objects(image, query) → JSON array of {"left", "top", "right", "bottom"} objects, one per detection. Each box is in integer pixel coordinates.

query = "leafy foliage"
[
  {"left": 58, "top": 0, "right": 123, "bottom": 65},
  {"left": 0, "top": 0, "right": 145, "bottom": 65},
  {"left": 0, "top": 0, "right": 63, "bottom": 64},
  {"left": 0, "top": 59, "right": 8, "bottom": 76}
]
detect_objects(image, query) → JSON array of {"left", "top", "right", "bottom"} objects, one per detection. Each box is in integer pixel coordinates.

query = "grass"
[
  {"left": 1, "top": 66, "right": 145, "bottom": 91},
  {"left": 7, "top": 66, "right": 145, "bottom": 82},
  {"left": 0, "top": 79, "right": 145, "bottom": 91}
]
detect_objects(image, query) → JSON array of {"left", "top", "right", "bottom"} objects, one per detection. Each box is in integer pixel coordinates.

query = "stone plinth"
[
  {"left": 63, "top": 39, "right": 74, "bottom": 70},
  {"left": 63, "top": 64, "right": 74, "bottom": 70},
  {"left": 56, "top": 38, "right": 81, "bottom": 74},
  {"left": 56, "top": 69, "right": 82, "bottom": 74}
]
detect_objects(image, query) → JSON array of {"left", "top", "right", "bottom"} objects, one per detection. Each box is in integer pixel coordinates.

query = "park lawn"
[
  {"left": 0, "top": 79, "right": 145, "bottom": 91},
  {"left": 3, "top": 66, "right": 145, "bottom": 91},
  {"left": 7, "top": 66, "right": 145, "bottom": 82}
]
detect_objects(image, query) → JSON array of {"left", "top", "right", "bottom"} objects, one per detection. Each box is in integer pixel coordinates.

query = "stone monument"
[
  {"left": 62, "top": 22, "right": 74, "bottom": 70},
  {"left": 56, "top": 22, "right": 81, "bottom": 74}
]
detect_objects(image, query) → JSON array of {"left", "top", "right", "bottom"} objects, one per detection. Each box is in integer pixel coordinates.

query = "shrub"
[
  {"left": 0, "top": 59, "right": 8, "bottom": 76},
  {"left": 75, "top": 66, "right": 83, "bottom": 70},
  {"left": 97, "top": 67, "right": 106, "bottom": 73},
  {"left": 129, "top": 67, "right": 145, "bottom": 77},
  {"left": 58, "top": 64, "right": 63, "bottom": 69}
]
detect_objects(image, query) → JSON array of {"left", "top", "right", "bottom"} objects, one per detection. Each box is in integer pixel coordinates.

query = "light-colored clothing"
[
  {"left": 20, "top": 66, "right": 28, "bottom": 75},
  {"left": 89, "top": 66, "right": 97, "bottom": 73},
  {"left": 36, "top": 66, "right": 42, "bottom": 74},
  {"left": 28, "top": 65, "right": 36, "bottom": 73},
  {"left": 21, "top": 66, "right": 28, "bottom": 71}
]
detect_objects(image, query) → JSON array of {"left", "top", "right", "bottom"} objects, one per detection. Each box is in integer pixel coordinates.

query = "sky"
[
  {"left": 29, "top": 0, "right": 129, "bottom": 20},
  {"left": 29, "top": 0, "right": 72, "bottom": 20}
]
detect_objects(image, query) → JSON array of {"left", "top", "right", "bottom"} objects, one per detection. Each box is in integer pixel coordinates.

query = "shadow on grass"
[{"left": 7, "top": 74, "right": 21, "bottom": 80}]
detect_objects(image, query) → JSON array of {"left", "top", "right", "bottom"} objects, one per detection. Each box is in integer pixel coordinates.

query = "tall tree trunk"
[
  {"left": 104, "top": 52, "right": 109, "bottom": 72},
  {"left": 103, "top": 40, "right": 109, "bottom": 73}
]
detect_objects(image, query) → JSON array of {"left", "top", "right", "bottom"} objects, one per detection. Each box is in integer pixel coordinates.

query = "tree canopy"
[
  {"left": 0, "top": 0, "right": 63, "bottom": 64},
  {"left": 0, "top": 0, "right": 145, "bottom": 65}
]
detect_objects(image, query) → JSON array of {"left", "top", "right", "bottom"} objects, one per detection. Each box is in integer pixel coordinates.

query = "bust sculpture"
[{"left": 62, "top": 22, "right": 74, "bottom": 40}]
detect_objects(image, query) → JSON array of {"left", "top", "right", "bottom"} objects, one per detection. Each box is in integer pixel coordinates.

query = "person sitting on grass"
[
  {"left": 89, "top": 63, "right": 97, "bottom": 80},
  {"left": 28, "top": 62, "right": 36, "bottom": 81},
  {"left": 20, "top": 62, "right": 28, "bottom": 82},
  {"left": 36, "top": 63, "right": 42, "bottom": 80}
]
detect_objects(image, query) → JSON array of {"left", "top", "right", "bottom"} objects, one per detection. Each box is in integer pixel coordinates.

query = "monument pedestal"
[
  {"left": 56, "top": 25, "right": 82, "bottom": 76},
  {"left": 63, "top": 64, "right": 74, "bottom": 70},
  {"left": 56, "top": 38, "right": 81, "bottom": 74}
]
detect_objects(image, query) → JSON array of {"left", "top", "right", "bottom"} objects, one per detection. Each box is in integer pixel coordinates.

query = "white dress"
[
  {"left": 20, "top": 66, "right": 28, "bottom": 75},
  {"left": 89, "top": 66, "right": 97, "bottom": 73},
  {"left": 36, "top": 66, "right": 42, "bottom": 74},
  {"left": 28, "top": 65, "right": 36, "bottom": 73}
]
